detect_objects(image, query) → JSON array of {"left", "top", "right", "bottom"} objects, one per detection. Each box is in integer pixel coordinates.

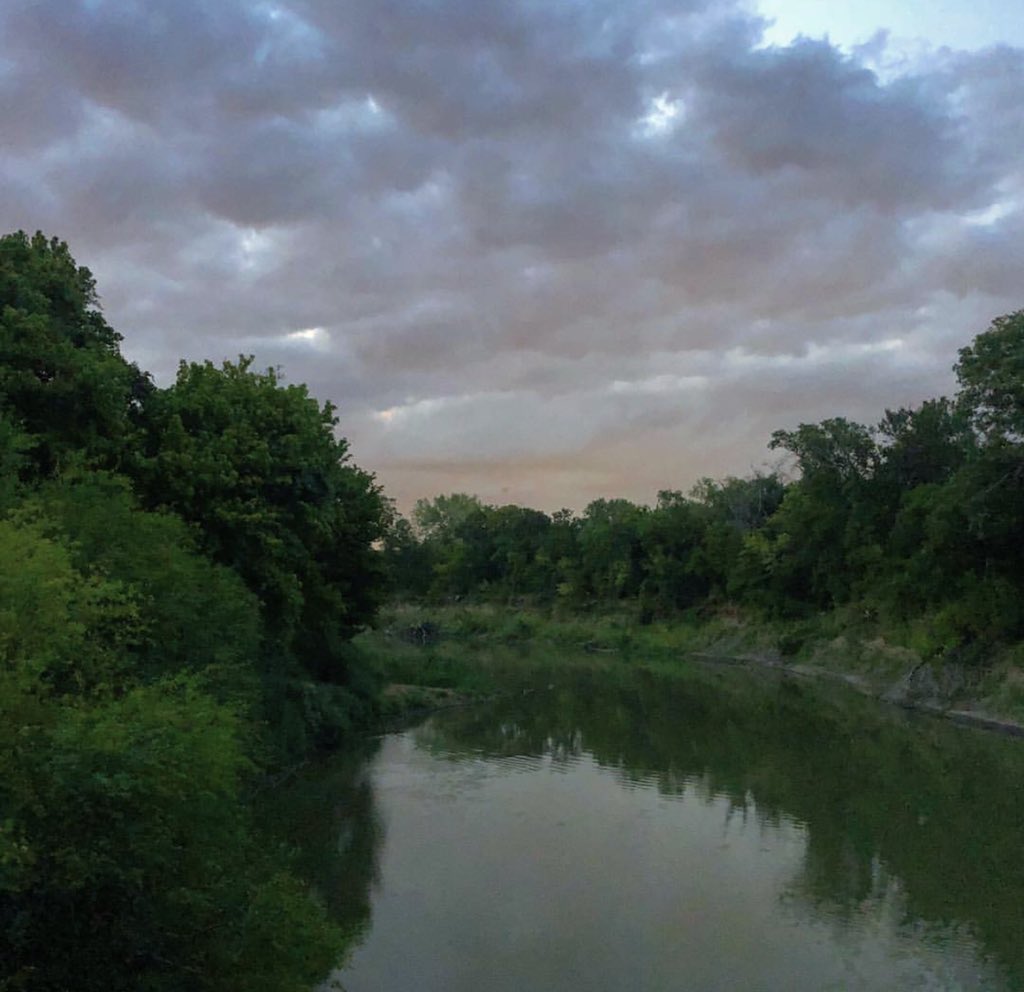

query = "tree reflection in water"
[{"left": 412, "top": 663, "right": 1024, "bottom": 988}]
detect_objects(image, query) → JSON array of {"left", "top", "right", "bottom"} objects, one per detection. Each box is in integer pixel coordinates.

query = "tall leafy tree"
[
  {"left": 765, "top": 418, "right": 880, "bottom": 608},
  {"left": 575, "top": 498, "right": 648, "bottom": 602},
  {"left": 411, "top": 493, "right": 489, "bottom": 596},
  {"left": 483, "top": 505, "right": 552, "bottom": 598},
  {"left": 688, "top": 474, "right": 786, "bottom": 599},
  {"left": 638, "top": 491, "right": 710, "bottom": 615},
  {"left": 380, "top": 509, "right": 434, "bottom": 598},
  {"left": 952, "top": 312, "right": 1024, "bottom": 608},
  {"left": 955, "top": 310, "right": 1024, "bottom": 444},
  {"left": 876, "top": 399, "right": 973, "bottom": 491},
  {"left": 0, "top": 231, "right": 147, "bottom": 477},
  {"left": 135, "top": 357, "right": 386, "bottom": 682}
]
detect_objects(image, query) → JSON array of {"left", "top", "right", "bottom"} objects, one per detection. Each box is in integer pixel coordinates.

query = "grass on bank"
[{"left": 357, "top": 602, "right": 1024, "bottom": 727}]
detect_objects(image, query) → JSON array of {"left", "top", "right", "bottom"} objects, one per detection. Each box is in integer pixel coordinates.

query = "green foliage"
[
  {"left": 25, "top": 471, "right": 261, "bottom": 689},
  {"left": 134, "top": 356, "right": 386, "bottom": 684},
  {"left": 380, "top": 510, "right": 434, "bottom": 597},
  {"left": 574, "top": 498, "right": 647, "bottom": 602},
  {"left": 955, "top": 310, "right": 1024, "bottom": 443},
  {"left": 638, "top": 492, "right": 709, "bottom": 616},
  {"left": 0, "top": 231, "right": 148, "bottom": 477},
  {"left": 0, "top": 677, "right": 345, "bottom": 992},
  {"left": 0, "top": 516, "right": 345, "bottom": 992},
  {"left": 0, "top": 517, "right": 139, "bottom": 696},
  {"left": 766, "top": 418, "right": 880, "bottom": 607},
  {"left": 262, "top": 667, "right": 378, "bottom": 756},
  {"left": 770, "top": 417, "right": 879, "bottom": 483},
  {"left": 407, "top": 494, "right": 561, "bottom": 600},
  {"left": 0, "top": 413, "right": 30, "bottom": 511},
  {"left": 0, "top": 232, "right": 384, "bottom": 991},
  {"left": 876, "top": 398, "right": 972, "bottom": 491},
  {"left": 412, "top": 491, "right": 484, "bottom": 541}
]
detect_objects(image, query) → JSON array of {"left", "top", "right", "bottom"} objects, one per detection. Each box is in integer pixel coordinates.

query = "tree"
[
  {"left": 412, "top": 492, "right": 484, "bottom": 541},
  {"left": 0, "top": 231, "right": 148, "bottom": 477},
  {"left": 575, "top": 499, "right": 648, "bottom": 602},
  {"left": 486, "top": 504, "right": 553, "bottom": 598},
  {"left": 770, "top": 417, "right": 878, "bottom": 485},
  {"left": 955, "top": 310, "right": 1024, "bottom": 444},
  {"left": 762, "top": 419, "right": 881, "bottom": 608},
  {"left": 876, "top": 399, "right": 972, "bottom": 490},
  {"left": 639, "top": 492, "right": 710, "bottom": 615},
  {"left": 689, "top": 474, "right": 786, "bottom": 534},
  {"left": 950, "top": 311, "right": 1024, "bottom": 610},
  {"left": 0, "top": 489, "right": 346, "bottom": 992},
  {"left": 380, "top": 510, "right": 434, "bottom": 598},
  {"left": 0, "top": 412, "right": 30, "bottom": 511},
  {"left": 27, "top": 471, "right": 261, "bottom": 689},
  {"left": 134, "top": 358, "right": 385, "bottom": 684},
  {"left": 687, "top": 474, "right": 787, "bottom": 599},
  {"left": 411, "top": 493, "right": 489, "bottom": 596},
  {"left": 0, "top": 232, "right": 371, "bottom": 988}
]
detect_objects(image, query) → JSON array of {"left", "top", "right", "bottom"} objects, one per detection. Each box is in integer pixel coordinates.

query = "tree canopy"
[
  {"left": 135, "top": 357, "right": 385, "bottom": 682},
  {"left": 0, "top": 231, "right": 147, "bottom": 477}
]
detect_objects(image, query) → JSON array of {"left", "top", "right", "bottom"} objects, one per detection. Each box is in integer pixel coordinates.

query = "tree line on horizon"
[
  {"left": 0, "top": 230, "right": 387, "bottom": 990},
  {"left": 385, "top": 311, "right": 1024, "bottom": 657}
]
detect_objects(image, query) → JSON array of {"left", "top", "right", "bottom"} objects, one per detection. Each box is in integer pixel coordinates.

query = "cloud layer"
[{"left": 2, "top": 0, "right": 1021, "bottom": 510}]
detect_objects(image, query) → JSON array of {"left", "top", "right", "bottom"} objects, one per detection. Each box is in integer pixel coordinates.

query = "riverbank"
[{"left": 358, "top": 602, "right": 1024, "bottom": 735}]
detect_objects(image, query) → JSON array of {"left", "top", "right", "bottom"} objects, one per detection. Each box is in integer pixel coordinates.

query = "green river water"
[{"left": 274, "top": 659, "right": 1024, "bottom": 991}]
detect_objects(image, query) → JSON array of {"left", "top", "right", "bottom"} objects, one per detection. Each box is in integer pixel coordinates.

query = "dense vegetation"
[
  {"left": 0, "top": 232, "right": 387, "bottom": 990},
  {"left": 384, "top": 311, "right": 1024, "bottom": 665}
]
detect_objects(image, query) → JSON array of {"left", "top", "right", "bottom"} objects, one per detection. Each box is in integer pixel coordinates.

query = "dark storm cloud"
[{"left": 1, "top": 0, "right": 1021, "bottom": 510}]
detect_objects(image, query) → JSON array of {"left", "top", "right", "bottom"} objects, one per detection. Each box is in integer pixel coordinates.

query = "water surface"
[{"left": 290, "top": 663, "right": 1024, "bottom": 991}]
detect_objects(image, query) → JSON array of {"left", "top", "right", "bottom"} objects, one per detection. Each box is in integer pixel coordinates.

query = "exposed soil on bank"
[{"left": 688, "top": 647, "right": 1024, "bottom": 739}]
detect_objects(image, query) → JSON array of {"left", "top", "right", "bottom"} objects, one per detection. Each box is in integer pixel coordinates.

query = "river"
[{"left": 272, "top": 659, "right": 1024, "bottom": 991}]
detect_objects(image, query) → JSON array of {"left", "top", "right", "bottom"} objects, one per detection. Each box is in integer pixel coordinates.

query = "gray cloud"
[
  {"left": 687, "top": 38, "right": 984, "bottom": 210},
  {"left": 1, "top": 0, "right": 1021, "bottom": 511}
]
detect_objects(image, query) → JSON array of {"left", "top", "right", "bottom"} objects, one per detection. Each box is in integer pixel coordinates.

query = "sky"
[{"left": 1, "top": 0, "right": 1022, "bottom": 513}]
